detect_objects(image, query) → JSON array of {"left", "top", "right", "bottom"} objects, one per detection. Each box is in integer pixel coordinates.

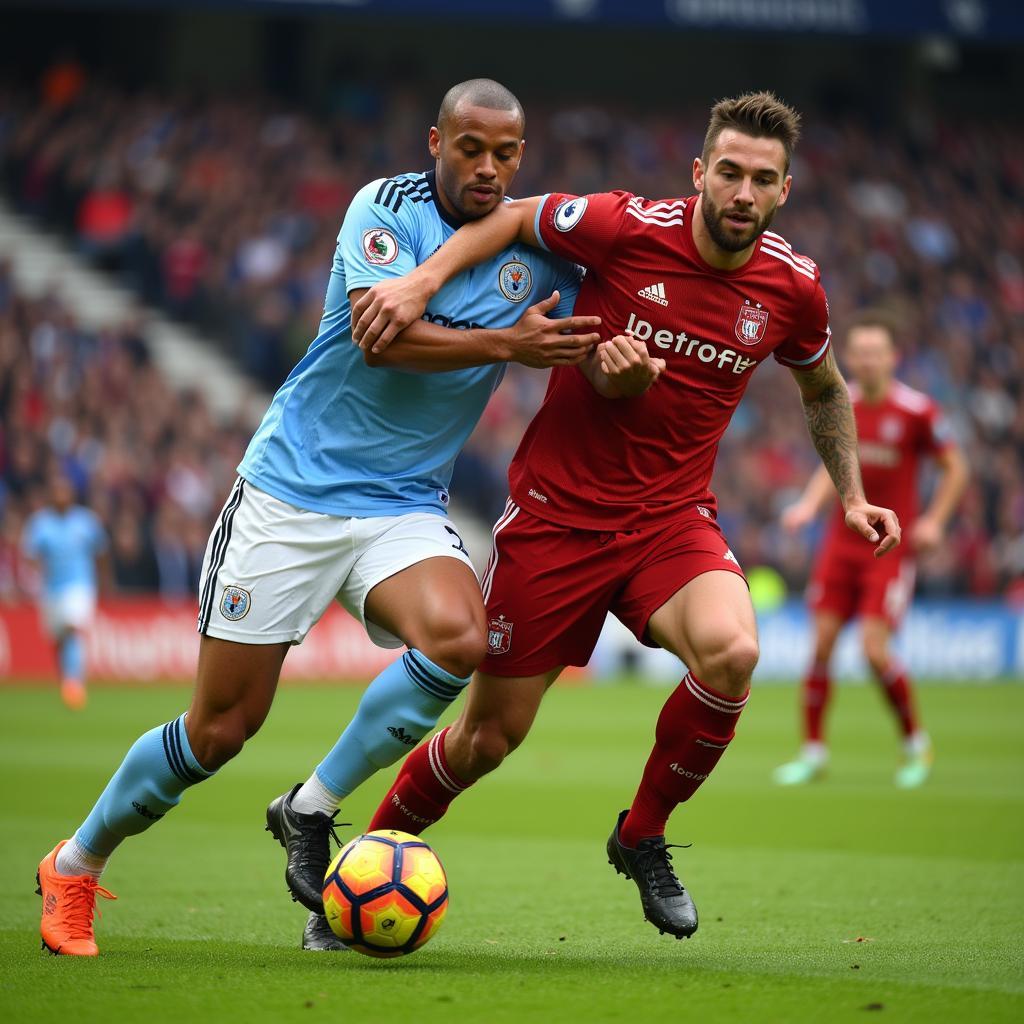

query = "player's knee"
[
  {"left": 462, "top": 719, "right": 519, "bottom": 780},
  {"left": 701, "top": 633, "right": 759, "bottom": 696},
  {"left": 863, "top": 638, "right": 889, "bottom": 676},
  {"left": 187, "top": 713, "right": 248, "bottom": 772},
  {"left": 415, "top": 611, "right": 487, "bottom": 680}
]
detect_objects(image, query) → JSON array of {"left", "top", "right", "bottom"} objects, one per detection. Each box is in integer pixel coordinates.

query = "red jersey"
[
  {"left": 509, "top": 191, "right": 832, "bottom": 531},
  {"left": 822, "top": 381, "right": 953, "bottom": 561}
]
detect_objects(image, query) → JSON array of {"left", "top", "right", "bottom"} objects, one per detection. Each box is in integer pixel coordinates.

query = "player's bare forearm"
[
  {"left": 791, "top": 350, "right": 864, "bottom": 508},
  {"left": 925, "top": 444, "right": 968, "bottom": 529},
  {"left": 352, "top": 198, "right": 542, "bottom": 353},
  {"left": 363, "top": 319, "right": 511, "bottom": 372}
]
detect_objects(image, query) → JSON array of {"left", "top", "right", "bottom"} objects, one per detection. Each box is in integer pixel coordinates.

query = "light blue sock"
[
  {"left": 74, "top": 713, "right": 215, "bottom": 858},
  {"left": 59, "top": 633, "right": 85, "bottom": 681},
  {"left": 312, "top": 650, "right": 471, "bottom": 801}
]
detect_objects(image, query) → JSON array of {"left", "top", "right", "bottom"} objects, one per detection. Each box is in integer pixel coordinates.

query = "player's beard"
[
  {"left": 701, "top": 192, "right": 777, "bottom": 253},
  {"left": 438, "top": 164, "right": 502, "bottom": 221}
]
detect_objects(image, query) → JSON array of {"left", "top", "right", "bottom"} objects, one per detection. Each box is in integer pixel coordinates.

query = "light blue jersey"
[
  {"left": 239, "top": 170, "right": 581, "bottom": 518},
  {"left": 22, "top": 506, "right": 106, "bottom": 593}
]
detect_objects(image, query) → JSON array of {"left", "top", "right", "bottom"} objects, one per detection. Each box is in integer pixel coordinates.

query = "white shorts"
[
  {"left": 41, "top": 585, "right": 97, "bottom": 636},
  {"left": 197, "top": 478, "right": 475, "bottom": 648}
]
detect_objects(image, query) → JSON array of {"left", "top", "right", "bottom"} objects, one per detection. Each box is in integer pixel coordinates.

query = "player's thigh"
[
  {"left": 186, "top": 635, "right": 290, "bottom": 769},
  {"left": 343, "top": 514, "right": 482, "bottom": 671},
  {"left": 645, "top": 570, "right": 759, "bottom": 693},
  {"left": 477, "top": 502, "right": 618, "bottom": 678},
  {"left": 198, "top": 478, "right": 358, "bottom": 645}
]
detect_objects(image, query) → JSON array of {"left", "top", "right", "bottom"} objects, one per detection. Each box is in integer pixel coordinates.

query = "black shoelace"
[
  {"left": 636, "top": 842, "right": 690, "bottom": 899},
  {"left": 295, "top": 811, "right": 347, "bottom": 876}
]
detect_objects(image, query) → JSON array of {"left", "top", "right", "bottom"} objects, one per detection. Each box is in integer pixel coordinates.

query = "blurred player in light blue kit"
[{"left": 22, "top": 471, "right": 108, "bottom": 710}]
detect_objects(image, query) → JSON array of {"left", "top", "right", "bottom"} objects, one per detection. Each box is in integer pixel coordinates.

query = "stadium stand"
[{"left": 0, "top": 79, "right": 1021, "bottom": 598}]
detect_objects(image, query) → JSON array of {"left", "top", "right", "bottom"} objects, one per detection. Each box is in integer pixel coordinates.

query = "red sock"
[
  {"left": 369, "top": 728, "right": 472, "bottom": 834},
  {"left": 803, "top": 662, "right": 831, "bottom": 743},
  {"left": 877, "top": 662, "right": 919, "bottom": 738},
  {"left": 619, "top": 673, "right": 748, "bottom": 847}
]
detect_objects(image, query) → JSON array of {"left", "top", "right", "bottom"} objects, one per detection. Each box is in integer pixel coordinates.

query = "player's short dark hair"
[
  {"left": 702, "top": 91, "right": 802, "bottom": 173},
  {"left": 437, "top": 79, "right": 525, "bottom": 136},
  {"left": 846, "top": 308, "right": 902, "bottom": 347}
]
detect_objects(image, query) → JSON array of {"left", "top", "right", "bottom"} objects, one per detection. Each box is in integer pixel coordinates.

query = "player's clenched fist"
[
  {"left": 844, "top": 501, "right": 902, "bottom": 558},
  {"left": 507, "top": 291, "right": 601, "bottom": 368},
  {"left": 596, "top": 334, "right": 666, "bottom": 397}
]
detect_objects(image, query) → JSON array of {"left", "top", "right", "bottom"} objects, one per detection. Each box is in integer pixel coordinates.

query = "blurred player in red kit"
[
  {"left": 776, "top": 312, "right": 966, "bottom": 789},
  {"left": 351, "top": 92, "right": 901, "bottom": 939}
]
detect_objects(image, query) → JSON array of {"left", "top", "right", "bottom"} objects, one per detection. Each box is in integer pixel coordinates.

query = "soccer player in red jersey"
[
  {"left": 351, "top": 92, "right": 901, "bottom": 939},
  {"left": 776, "top": 312, "right": 966, "bottom": 789}
]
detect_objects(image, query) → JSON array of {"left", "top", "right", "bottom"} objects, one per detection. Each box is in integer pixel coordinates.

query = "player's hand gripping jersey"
[
  {"left": 512, "top": 191, "right": 832, "bottom": 531},
  {"left": 239, "top": 171, "right": 580, "bottom": 518}
]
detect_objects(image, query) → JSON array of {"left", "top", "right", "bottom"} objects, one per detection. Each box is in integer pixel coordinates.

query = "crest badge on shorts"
[
  {"left": 487, "top": 616, "right": 513, "bottom": 656},
  {"left": 220, "top": 585, "right": 251, "bottom": 621},
  {"left": 362, "top": 228, "right": 399, "bottom": 265},
  {"left": 734, "top": 301, "right": 769, "bottom": 346},
  {"left": 498, "top": 260, "right": 532, "bottom": 302}
]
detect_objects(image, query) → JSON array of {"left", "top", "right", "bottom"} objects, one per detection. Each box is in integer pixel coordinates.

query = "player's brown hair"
[
  {"left": 846, "top": 308, "right": 903, "bottom": 347},
  {"left": 702, "top": 91, "right": 802, "bottom": 173}
]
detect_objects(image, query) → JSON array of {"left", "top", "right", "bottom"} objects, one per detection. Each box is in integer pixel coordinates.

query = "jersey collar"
[{"left": 425, "top": 170, "right": 468, "bottom": 230}]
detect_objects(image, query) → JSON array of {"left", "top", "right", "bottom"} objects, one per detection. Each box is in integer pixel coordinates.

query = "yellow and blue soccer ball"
[{"left": 322, "top": 830, "right": 448, "bottom": 958}]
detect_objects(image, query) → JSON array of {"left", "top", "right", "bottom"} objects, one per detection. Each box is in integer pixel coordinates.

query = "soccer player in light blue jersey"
[
  {"left": 36, "top": 79, "right": 607, "bottom": 957},
  {"left": 22, "top": 471, "right": 108, "bottom": 711}
]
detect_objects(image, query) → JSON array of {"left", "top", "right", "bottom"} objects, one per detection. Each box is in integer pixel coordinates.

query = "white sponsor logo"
[
  {"left": 625, "top": 312, "right": 758, "bottom": 375},
  {"left": 637, "top": 282, "right": 669, "bottom": 306},
  {"left": 554, "top": 197, "right": 588, "bottom": 232},
  {"left": 528, "top": 488, "right": 549, "bottom": 504},
  {"left": 670, "top": 762, "right": 709, "bottom": 781}
]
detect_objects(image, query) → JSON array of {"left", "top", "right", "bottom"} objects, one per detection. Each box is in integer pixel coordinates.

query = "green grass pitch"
[{"left": 2, "top": 680, "right": 1022, "bottom": 1023}]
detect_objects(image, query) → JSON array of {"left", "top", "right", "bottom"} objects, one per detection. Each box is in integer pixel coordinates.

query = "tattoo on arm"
[{"left": 792, "top": 350, "right": 865, "bottom": 507}]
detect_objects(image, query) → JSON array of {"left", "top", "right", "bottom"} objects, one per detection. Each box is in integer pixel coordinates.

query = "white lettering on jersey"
[{"left": 625, "top": 312, "right": 758, "bottom": 375}]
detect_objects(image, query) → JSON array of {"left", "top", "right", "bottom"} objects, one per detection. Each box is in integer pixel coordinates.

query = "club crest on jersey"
[
  {"left": 220, "top": 585, "right": 251, "bottom": 621},
  {"left": 498, "top": 261, "right": 533, "bottom": 303},
  {"left": 734, "top": 301, "right": 769, "bottom": 346},
  {"left": 487, "top": 616, "right": 513, "bottom": 655},
  {"left": 880, "top": 416, "right": 904, "bottom": 443},
  {"left": 554, "top": 197, "right": 588, "bottom": 232},
  {"left": 362, "top": 228, "right": 399, "bottom": 265}
]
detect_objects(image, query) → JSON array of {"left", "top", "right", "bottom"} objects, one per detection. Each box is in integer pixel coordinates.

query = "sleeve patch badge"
[
  {"left": 553, "top": 196, "right": 588, "bottom": 232},
  {"left": 362, "top": 228, "right": 399, "bottom": 265},
  {"left": 498, "top": 261, "right": 533, "bottom": 302}
]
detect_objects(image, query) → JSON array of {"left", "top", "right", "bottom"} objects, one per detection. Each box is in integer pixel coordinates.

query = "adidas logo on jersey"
[{"left": 637, "top": 282, "right": 669, "bottom": 306}]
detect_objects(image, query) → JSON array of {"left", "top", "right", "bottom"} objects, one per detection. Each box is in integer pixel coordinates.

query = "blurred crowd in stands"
[{"left": 0, "top": 64, "right": 1022, "bottom": 600}]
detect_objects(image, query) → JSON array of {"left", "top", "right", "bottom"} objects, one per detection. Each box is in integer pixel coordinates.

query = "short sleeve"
[
  {"left": 339, "top": 180, "right": 422, "bottom": 293},
  {"left": 534, "top": 191, "right": 631, "bottom": 273},
  {"left": 920, "top": 402, "right": 956, "bottom": 455},
  {"left": 774, "top": 277, "right": 832, "bottom": 370},
  {"left": 548, "top": 258, "right": 584, "bottom": 319}
]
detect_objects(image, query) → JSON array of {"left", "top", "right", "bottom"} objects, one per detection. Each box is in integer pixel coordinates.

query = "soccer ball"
[{"left": 322, "top": 829, "right": 448, "bottom": 958}]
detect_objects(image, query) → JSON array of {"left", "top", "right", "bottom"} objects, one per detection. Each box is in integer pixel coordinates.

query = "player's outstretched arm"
[
  {"left": 352, "top": 198, "right": 543, "bottom": 354},
  {"left": 780, "top": 464, "right": 834, "bottom": 532},
  {"left": 790, "top": 350, "right": 901, "bottom": 558},
  {"left": 356, "top": 289, "right": 600, "bottom": 373}
]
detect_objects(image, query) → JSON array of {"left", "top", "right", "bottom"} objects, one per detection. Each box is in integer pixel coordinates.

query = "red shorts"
[
  {"left": 479, "top": 500, "right": 746, "bottom": 677},
  {"left": 807, "top": 547, "right": 916, "bottom": 629}
]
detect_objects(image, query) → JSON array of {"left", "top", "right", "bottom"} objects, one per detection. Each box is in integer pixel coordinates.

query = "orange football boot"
[
  {"left": 60, "top": 679, "right": 87, "bottom": 711},
  {"left": 37, "top": 841, "right": 116, "bottom": 956}
]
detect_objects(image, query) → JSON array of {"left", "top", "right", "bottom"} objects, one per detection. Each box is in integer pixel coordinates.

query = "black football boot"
[
  {"left": 606, "top": 809, "right": 698, "bottom": 939},
  {"left": 302, "top": 911, "right": 350, "bottom": 952},
  {"left": 265, "top": 783, "right": 344, "bottom": 913}
]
